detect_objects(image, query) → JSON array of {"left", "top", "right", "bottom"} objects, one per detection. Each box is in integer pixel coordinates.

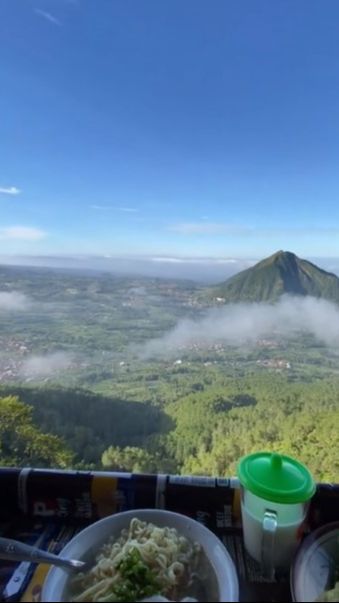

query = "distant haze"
[
  {"left": 1, "top": 255, "right": 339, "bottom": 283},
  {"left": 143, "top": 295, "right": 339, "bottom": 357}
]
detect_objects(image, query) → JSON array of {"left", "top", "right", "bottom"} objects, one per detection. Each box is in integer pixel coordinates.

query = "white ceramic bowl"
[
  {"left": 41, "top": 509, "right": 239, "bottom": 602},
  {"left": 291, "top": 522, "right": 339, "bottom": 602}
]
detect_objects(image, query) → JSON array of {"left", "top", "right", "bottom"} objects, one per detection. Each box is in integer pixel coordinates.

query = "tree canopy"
[{"left": 0, "top": 396, "right": 73, "bottom": 468}]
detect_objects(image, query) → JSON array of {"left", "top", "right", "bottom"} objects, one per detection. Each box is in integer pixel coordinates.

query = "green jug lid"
[{"left": 237, "top": 452, "right": 316, "bottom": 504}]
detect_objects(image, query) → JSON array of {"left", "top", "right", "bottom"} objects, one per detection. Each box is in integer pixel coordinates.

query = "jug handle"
[{"left": 261, "top": 509, "right": 277, "bottom": 580}]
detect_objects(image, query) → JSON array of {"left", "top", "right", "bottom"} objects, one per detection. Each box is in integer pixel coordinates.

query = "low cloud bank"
[
  {"left": 0, "top": 291, "right": 31, "bottom": 311},
  {"left": 20, "top": 352, "right": 73, "bottom": 377},
  {"left": 143, "top": 295, "right": 339, "bottom": 357}
]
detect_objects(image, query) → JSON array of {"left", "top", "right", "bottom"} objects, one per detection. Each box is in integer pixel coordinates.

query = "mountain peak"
[
  {"left": 273, "top": 249, "right": 286, "bottom": 257},
  {"left": 210, "top": 251, "right": 339, "bottom": 303},
  {"left": 266, "top": 250, "right": 295, "bottom": 262}
]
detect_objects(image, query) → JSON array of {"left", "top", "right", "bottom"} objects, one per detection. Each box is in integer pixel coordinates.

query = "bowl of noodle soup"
[{"left": 41, "top": 509, "right": 239, "bottom": 602}]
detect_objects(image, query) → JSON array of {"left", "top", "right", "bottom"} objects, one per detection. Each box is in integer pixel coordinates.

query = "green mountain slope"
[{"left": 210, "top": 251, "right": 339, "bottom": 303}]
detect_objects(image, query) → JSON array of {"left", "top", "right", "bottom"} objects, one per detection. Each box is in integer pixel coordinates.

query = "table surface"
[{"left": 0, "top": 468, "right": 338, "bottom": 603}]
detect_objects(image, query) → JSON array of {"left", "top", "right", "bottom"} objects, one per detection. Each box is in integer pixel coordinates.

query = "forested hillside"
[
  {"left": 2, "top": 374, "right": 338, "bottom": 481},
  {"left": 163, "top": 375, "right": 339, "bottom": 481},
  {"left": 0, "top": 396, "right": 72, "bottom": 468},
  {"left": 0, "top": 386, "right": 172, "bottom": 466}
]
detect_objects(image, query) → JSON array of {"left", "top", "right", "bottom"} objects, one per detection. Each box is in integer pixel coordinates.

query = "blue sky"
[{"left": 1, "top": 0, "right": 339, "bottom": 261}]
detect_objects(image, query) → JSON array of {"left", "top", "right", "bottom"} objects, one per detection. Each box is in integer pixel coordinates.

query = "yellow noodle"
[{"left": 72, "top": 518, "right": 201, "bottom": 602}]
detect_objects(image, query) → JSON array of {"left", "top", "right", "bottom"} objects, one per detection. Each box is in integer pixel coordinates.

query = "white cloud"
[
  {"left": 34, "top": 8, "right": 61, "bottom": 26},
  {"left": 142, "top": 296, "right": 339, "bottom": 357},
  {"left": 0, "top": 292, "right": 31, "bottom": 311},
  {"left": 90, "top": 205, "right": 112, "bottom": 210},
  {"left": 90, "top": 205, "right": 139, "bottom": 212},
  {"left": 169, "top": 222, "right": 339, "bottom": 238},
  {"left": 169, "top": 222, "right": 250, "bottom": 235},
  {"left": 260, "top": 227, "right": 339, "bottom": 238},
  {"left": 151, "top": 256, "right": 240, "bottom": 264},
  {"left": 0, "top": 186, "right": 21, "bottom": 196},
  {"left": 0, "top": 226, "right": 47, "bottom": 241},
  {"left": 21, "top": 352, "right": 73, "bottom": 378},
  {"left": 115, "top": 207, "right": 139, "bottom": 213}
]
